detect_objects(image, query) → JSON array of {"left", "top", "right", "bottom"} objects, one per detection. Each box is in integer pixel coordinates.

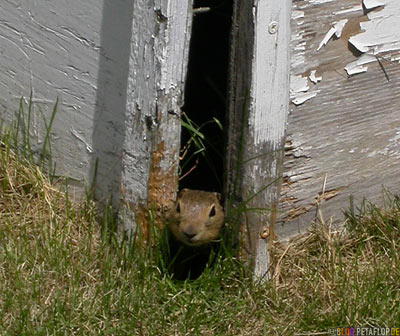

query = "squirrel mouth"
[
  {"left": 183, "top": 236, "right": 202, "bottom": 246},
  {"left": 186, "top": 238, "right": 198, "bottom": 246},
  {"left": 182, "top": 231, "right": 199, "bottom": 245}
]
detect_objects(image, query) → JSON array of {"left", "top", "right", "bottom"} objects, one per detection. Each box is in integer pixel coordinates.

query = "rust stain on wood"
[
  {"left": 147, "top": 141, "right": 177, "bottom": 217},
  {"left": 259, "top": 203, "right": 277, "bottom": 242},
  {"left": 136, "top": 141, "right": 177, "bottom": 244},
  {"left": 135, "top": 204, "right": 150, "bottom": 246}
]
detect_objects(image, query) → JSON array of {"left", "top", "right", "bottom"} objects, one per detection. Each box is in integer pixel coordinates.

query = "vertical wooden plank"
[
  {"left": 119, "top": 0, "right": 193, "bottom": 239},
  {"left": 227, "top": 0, "right": 291, "bottom": 280},
  {"left": 0, "top": 0, "right": 104, "bottom": 195},
  {"left": 277, "top": 0, "right": 400, "bottom": 239}
]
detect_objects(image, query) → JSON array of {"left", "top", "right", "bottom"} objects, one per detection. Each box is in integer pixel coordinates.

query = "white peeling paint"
[
  {"left": 309, "top": 0, "right": 334, "bottom": 4},
  {"left": 333, "top": 5, "right": 363, "bottom": 15},
  {"left": 70, "top": 127, "right": 94, "bottom": 153},
  {"left": 317, "top": 19, "right": 348, "bottom": 51},
  {"left": 292, "top": 10, "right": 305, "bottom": 21},
  {"left": 363, "top": 0, "right": 384, "bottom": 10},
  {"left": 287, "top": 139, "right": 313, "bottom": 159},
  {"left": 252, "top": 0, "right": 291, "bottom": 146},
  {"left": 344, "top": 54, "right": 377, "bottom": 75},
  {"left": 367, "top": 150, "right": 378, "bottom": 158},
  {"left": 349, "top": 0, "right": 400, "bottom": 54},
  {"left": 290, "top": 74, "right": 318, "bottom": 105},
  {"left": 309, "top": 70, "right": 322, "bottom": 84},
  {"left": 332, "top": 19, "right": 347, "bottom": 39},
  {"left": 290, "top": 75, "right": 309, "bottom": 96},
  {"left": 292, "top": 92, "right": 318, "bottom": 106},
  {"left": 159, "top": 2, "right": 191, "bottom": 93},
  {"left": 391, "top": 54, "right": 400, "bottom": 62},
  {"left": 349, "top": 148, "right": 357, "bottom": 154},
  {"left": 366, "top": 129, "right": 400, "bottom": 158},
  {"left": 291, "top": 6, "right": 306, "bottom": 70},
  {"left": 317, "top": 28, "right": 336, "bottom": 51},
  {"left": 373, "top": 42, "right": 400, "bottom": 55},
  {"left": 291, "top": 32, "right": 306, "bottom": 69}
]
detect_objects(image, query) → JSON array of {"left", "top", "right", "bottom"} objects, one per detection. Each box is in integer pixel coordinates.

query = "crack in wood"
[{"left": 280, "top": 187, "right": 344, "bottom": 222}]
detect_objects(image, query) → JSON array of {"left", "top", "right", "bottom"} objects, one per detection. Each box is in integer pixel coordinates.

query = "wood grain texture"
[
  {"left": 0, "top": 0, "right": 104, "bottom": 193},
  {"left": 0, "top": 0, "right": 144, "bottom": 211},
  {"left": 119, "top": 0, "right": 193, "bottom": 237},
  {"left": 226, "top": 0, "right": 291, "bottom": 280},
  {"left": 278, "top": 0, "right": 400, "bottom": 239}
]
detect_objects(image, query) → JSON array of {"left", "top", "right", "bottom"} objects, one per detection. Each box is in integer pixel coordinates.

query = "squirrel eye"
[
  {"left": 176, "top": 201, "right": 181, "bottom": 214},
  {"left": 209, "top": 205, "right": 216, "bottom": 217}
]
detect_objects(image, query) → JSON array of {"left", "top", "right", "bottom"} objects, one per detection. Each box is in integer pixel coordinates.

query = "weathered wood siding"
[
  {"left": 0, "top": 1, "right": 193, "bottom": 235},
  {"left": 118, "top": 0, "right": 193, "bottom": 237},
  {"left": 278, "top": 0, "right": 400, "bottom": 239},
  {"left": 227, "top": 0, "right": 291, "bottom": 279},
  {"left": 0, "top": 0, "right": 134, "bottom": 209}
]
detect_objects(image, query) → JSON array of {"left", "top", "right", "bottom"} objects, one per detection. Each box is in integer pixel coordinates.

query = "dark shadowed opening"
[
  {"left": 180, "top": 0, "right": 233, "bottom": 193},
  {"left": 167, "top": 0, "right": 233, "bottom": 281}
]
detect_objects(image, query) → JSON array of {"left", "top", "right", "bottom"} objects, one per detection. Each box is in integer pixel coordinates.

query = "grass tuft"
[{"left": 1, "top": 125, "right": 400, "bottom": 334}]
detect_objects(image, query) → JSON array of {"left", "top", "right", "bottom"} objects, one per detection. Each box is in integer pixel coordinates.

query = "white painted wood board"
[
  {"left": 278, "top": 0, "right": 400, "bottom": 239},
  {"left": 0, "top": 0, "right": 134, "bottom": 209},
  {"left": 118, "top": 0, "right": 193, "bottom": 235},
  {"left": 226, "top": 0, "right": 291, "bottom": 280},
  {"left": 0, "top": 1, "right": 192, "bottom": 234}
]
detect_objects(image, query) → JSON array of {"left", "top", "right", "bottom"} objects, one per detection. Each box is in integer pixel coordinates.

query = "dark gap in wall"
[
  {"left": 180, "top": 0, "right": 233, "bottom": 193},
  {"left": 164, "top": 233, "right": 218, "bottom": 281},
  {"left": 167, "top": 0, "right": 233, "bottom": 281}
]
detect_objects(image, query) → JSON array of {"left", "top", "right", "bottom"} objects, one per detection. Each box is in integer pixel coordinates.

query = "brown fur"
[{"left": 166, "top": 189, "right": 224, "bottom": 246}]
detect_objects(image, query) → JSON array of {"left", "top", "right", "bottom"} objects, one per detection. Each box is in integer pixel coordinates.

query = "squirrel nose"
[
  {"left": 182, "top": 226, "right": 197, "bottom": 240},
  {"left": 183, "top": 231, "right": 196, "bottom": 240}
]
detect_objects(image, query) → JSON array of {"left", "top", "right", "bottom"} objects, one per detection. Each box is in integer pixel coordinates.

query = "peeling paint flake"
[
  {"left": 290, "top": 75, "right": 309, "bottom": 95},
  {"left": 349, "top": 0, "right": 400, "bottom": 54},
  {"left": 391, "top": 54, "right": 400, "bottom": 62},
  {"left": 309, "top": 70, "right": 322, "bottom": 84},
  {"left": 317, "top": 19, "right": 348, "bottom": 51},
  {"left": 309, "top": 0, "right": 334, "bottom": 4},
  {"left": 292, "top": 92, "right": 318, "bottom": 106},
  {"left": 334, "top": 5, "right": 363, "bottom": 15},
  {"left": 344, "top": 54, "right": 377, "bottom": 75},
  {"left": 344, "top": 0, "right": 400, "bottom": 75},
  {"left": 70, "top": 127, "right": 93, "bottom": 153},
  {"left": 290, "top": 74, "right": 318, "bottom": 105},
  {"left": 252, "top": 0, "right": 290, "bottom": 146},
  {"left": 374, "top": 42, "right": 400, "bottom": 55},
  {"left": 292, "top": 10, "right": 304, "bottom": 21},
  {"left": 363, "top": 0, "right": 384, "bottom": 10}
]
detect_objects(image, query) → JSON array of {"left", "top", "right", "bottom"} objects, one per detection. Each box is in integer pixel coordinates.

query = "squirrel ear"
[
  {"left": 214, "top": 192, "right": 221, "bottom": 201},
  {"left": 177, "top": 188, "right": 188, "bottom": 198}
]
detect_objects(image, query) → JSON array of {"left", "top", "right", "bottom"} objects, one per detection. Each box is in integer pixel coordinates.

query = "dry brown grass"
[
  {"left": 0, "top": 145, "right": 99, "bottom": 250},
  {"left": 0, "top": 143, "right": 105, "bottom": 333},
  {"left": 269, "top": 202, "right": 400, "bottom": 332},
  {"left": 1, "top": 137, "right": 399, "bottom": 335}
]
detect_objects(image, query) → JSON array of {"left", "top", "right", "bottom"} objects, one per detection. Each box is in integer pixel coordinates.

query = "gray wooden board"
[
  {"left": 118, "top": 0, "right": 193, "bottom": 235},
  {"left": 277, "top": 0, "right": 400, "bottom": 239},
  {"left": 227, "top": 0, "right": 291, "bottom": 279}
]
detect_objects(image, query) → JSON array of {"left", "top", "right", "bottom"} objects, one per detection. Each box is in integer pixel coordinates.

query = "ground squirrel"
[{"left": 167, "top": 189, "right": 224, "bottom": 247}]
